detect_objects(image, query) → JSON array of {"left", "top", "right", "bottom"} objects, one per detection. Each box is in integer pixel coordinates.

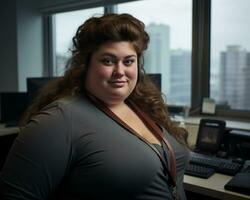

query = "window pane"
[
  {"left": 118, "top": 0, "right": 192, "bottom": 106},
  {"left": 210, "top": 0, "right": 250, "bottom": 110},
  {"left": 53, "top": 7, "right": 104, "bottom": 76}
]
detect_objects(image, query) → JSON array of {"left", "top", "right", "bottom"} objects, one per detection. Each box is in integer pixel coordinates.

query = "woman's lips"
[{"left": 108, "top": 80, "right": 127, "bottom": 87}]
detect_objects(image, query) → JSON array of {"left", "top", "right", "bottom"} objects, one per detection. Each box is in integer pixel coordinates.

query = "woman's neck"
[{"left": 107, "top": 101, "right": 128, "bottom": 114}]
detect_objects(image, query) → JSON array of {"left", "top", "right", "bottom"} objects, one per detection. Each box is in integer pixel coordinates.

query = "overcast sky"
[{"left": 55, "top": 0, "right": 250, "bottom": 61}]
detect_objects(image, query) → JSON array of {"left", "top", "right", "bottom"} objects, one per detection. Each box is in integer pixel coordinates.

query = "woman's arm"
[{"left": 0, "top": 107, "right": 72, "bottom": 200}]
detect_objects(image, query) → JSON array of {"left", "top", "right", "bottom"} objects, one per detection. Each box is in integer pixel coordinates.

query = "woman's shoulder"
[
  {"left": 37, "top": 94, "right": 103, "bottom": 128},
  {"left": 25, "top": 95, "right": 91, "bottom": 128},
  {"left": 21, "top": 95, "right": 94, "bottom": 140},
  {"left": 41, "top": 94, "right": 92, "bottom": 114}
]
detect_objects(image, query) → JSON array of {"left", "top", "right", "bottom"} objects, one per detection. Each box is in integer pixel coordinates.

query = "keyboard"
[
  {"left": 189, "top": 152, "right": 242, "bottom": 176},
  {"left": 185, "top": 163, "right": 215, "bottom": 178}
]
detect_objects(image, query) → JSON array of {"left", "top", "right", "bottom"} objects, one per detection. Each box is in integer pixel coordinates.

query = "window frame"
[
  {"left": 43, "top": 0, "right": 250, "bottom": 120},
  {"left": 202, "top": 0, "right": 250, "bottom": 120}
]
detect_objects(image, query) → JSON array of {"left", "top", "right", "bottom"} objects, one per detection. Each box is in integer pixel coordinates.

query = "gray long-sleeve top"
[{"left": 0, "top": 94, "right": 189, "bottom": 200}]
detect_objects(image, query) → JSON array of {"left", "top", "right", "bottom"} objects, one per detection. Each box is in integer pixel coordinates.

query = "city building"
[
  {"left": 144, "top": 23, "right": 170, "bottom": 97},
  {"left": 219, "top": 45, "right": 250, "bottom": 110},
  {"left": 170, "top": 49, "right": 191, "bottom": 106}
]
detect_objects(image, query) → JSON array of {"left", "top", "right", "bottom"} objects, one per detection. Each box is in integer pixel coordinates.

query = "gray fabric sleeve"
[{"left": 0, "top": 106, "right": 72, "bottom": 200}]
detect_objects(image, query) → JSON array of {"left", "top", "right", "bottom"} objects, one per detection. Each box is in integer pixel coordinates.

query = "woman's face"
[{"left": 85, "top": 41, "right": 138, "bottom": 106}]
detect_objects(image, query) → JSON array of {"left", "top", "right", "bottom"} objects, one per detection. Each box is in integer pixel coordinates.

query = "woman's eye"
[
  {"left": 101, "top": 58, "right": 115, "bottom": 66},
  {"left": 124, "top": 59, "right": 135, "bottom": 66}
]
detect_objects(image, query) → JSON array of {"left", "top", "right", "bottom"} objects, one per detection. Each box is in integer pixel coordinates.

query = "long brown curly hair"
[{"left": 20, "top": 13, "right": 188, "bottom": 146}]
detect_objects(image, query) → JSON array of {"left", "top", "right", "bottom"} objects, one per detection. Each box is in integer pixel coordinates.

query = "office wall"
[
  {"left": 0, "top": 0, "right": 43, "bottom": 92},
  {"left": 0, "top": 0, "right": 18, "bottom": 92},
  {"left": 0, "top": 0, "right": 104, "bottom": 92},
  {"left": 16, "top": 0, "right": 43, "bottom": 91}
]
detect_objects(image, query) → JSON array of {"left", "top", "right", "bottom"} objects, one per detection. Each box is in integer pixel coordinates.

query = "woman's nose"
[{"left": 112, "top": 63, "right": 124, "bottom": 77}]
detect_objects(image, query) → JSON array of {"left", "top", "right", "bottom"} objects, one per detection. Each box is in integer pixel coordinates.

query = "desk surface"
[
  {"left": 184, "top": 173, "right": 250, "bottom": 200},
  {"left": 0, "top": 125, "right": 19, "bottom": 136}
]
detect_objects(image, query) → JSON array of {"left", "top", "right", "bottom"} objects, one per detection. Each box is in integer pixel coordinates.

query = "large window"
[
  {"left": 47, "top": 0, "right": 250, "bottom": 119},
  {"left": 117, "top": 0, "right": 192, "bottom": 106},
  {"left": 210, "top": 0, "right": 250, "bottom": 111},
  {"left": 53, "top": 7, "right": 104, "bottom": 76}
]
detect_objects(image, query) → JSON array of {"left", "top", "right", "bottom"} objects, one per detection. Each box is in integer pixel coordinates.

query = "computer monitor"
[
  {"left": 195, "top": 119, "right": 226, "bottom": 154},
  {"left": 0, "top": 92, "right": 30, "bottom": 127},
  {"left": 26, "top": 77, "right": 57, "bottom": 101},
  {"left": 147, "top": 73, "right": 161, "bottom": 90}
]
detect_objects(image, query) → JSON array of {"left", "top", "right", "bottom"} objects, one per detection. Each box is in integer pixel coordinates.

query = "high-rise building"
[
  {"left": 144, "top": 23, "right": 170, "bottom": 97},
  {"left": 170, "top": 49, "right": 191, "bottom": 106},
  {"left": 219, "top": 45, "right": 250, "bottom": 110}
]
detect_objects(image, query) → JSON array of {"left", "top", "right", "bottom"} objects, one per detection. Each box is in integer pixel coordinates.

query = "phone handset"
[{"left": 240, "top": 160, "right": 250, "bottom": 173}]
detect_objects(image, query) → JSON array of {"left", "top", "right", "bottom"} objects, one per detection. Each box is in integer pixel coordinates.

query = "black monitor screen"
[
  {"left": 196, "top": 119, "right": 226, "bottom": 154},
  {"left": 147, "top": 73, "right": 161, "bottom": 90},
  {"left": 0, "top": 92, "right": 30, "bottom": 126},
  {"left": 27, "top": 77, "right": 56, "bottom": 101},
  {"left": 199, "top": 126, "right": 220, "bottom": 146}
]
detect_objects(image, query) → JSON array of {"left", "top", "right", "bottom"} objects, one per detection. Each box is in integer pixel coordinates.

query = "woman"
[{"left": 0, "top": 14, "right": 189, "bottom": 200}]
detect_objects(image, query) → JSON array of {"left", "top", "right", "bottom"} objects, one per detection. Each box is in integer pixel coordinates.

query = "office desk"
[
  {"left": 184, "top": 173, "right": 250, "bottom": 200},
  {"left": 0, "top": 125, "right": 19, "bottom": 136},
  {"left": 180, "top": 117, "right": 250, "bottom": 200}
]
